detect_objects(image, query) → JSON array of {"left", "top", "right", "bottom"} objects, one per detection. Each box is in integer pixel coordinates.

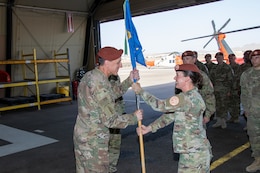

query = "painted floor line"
[
  {"left": 0, "top": 124, "right": 58, "bottom": 157},
  {"left": 210, "top": 142, "right": 250, "bottom": 170}
]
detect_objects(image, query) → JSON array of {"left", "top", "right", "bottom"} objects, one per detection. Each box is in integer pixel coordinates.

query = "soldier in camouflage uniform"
[
  {"left": 227, "top": 54, "right": 241, "bottom": 123},
  {"left": 134, "top": 64, "right": 212, "bottom": 173},
  {"left": 210, "top": 52, "right": 233, "bottom": 129},
  {"left": 240, "top": 50, "right": 253, "bottom": 74},
  {"left": 173, "top": 51, "right": 215, "bottom": 161},
  {"left": 240, "top": 49, "right": 260, "bottom": 173},
  {"left": 73, "top": 46, "right": 143, "bottom": 173},
  {"left": 108, "top": 75, "right": 126, "bottom": 173},
  {"left": 204, "top": 54, "right": 217, "bottom": 74},
  {"left": 182, "top": 51, "right": 216, "bottom": 125},
  {"left": 193, "top": 51, "right": 209, "bottom": 75},
  {"left": 240, "top": 50, "right": 252, "bottom": 130}
]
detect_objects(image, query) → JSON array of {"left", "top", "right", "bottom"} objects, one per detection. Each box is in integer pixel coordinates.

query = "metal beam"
[{"left": 5, "top": 0, "right": 14, "bottom": 97}]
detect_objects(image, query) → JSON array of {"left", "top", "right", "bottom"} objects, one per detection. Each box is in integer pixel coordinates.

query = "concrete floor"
[
  {"left": 0, "top": 82, "right": 257, "bottom": 173},
  {"left": 0, "top": 67, "right": 258, "bottom": 173}
]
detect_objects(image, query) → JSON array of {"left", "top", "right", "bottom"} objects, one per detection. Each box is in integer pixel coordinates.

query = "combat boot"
[
  {"left": 246, "top": 157, "right": 260, "bottom": 172},
  {"left": 212, "top": 118, "right": 221, "bottom": 128},
  {"left": 221, "top": 118, "right": 227, "bottom": 129}
]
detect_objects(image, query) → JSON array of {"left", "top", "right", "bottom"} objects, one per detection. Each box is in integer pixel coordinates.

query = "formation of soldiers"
[
  {"left": 202, "top": 50, "right": 252, "bottom": 128},
  {"left": 200, "top": 49, "right": 260, "bottom": 173}
]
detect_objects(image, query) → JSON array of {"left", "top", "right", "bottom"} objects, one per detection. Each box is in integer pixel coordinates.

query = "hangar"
[
  {"left": 0, "top": 2, "right": 255, "bottom": 173},
  {"left": 0, "top": 0, "right": 220, "bottom": 111}
]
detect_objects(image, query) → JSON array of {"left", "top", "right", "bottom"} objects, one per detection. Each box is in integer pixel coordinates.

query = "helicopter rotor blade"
[
  {"left": 218, "top": 18, "right": 231, "bottom": 32},
  {"left": 223, "top": 25, "right": 260, "bottom": 35},
  {"left": 203, "top": 36, "right": 214, "bottom": 49},
  {"left": 181, "top": 25, "right": 260, "bottom": 42},
  {"left": 202, "top": 20, "right": 218, "bottom": 49},
  {"left": 212, "top": 20, "right": 216, "bottom": 33},
  {"left": 181, "top": 34, "right": 215, "bottom": 42}
]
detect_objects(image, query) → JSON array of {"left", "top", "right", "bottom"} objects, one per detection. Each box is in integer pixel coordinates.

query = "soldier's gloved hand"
[
  {"left": 134, "top": 109, "right": 143, "bottom": 121},
  {"left": 132, "top": 83, "right": 142, "bottom": 94},
  {"left": 130, "top": 69, "right": 140, "bottom": 82}
]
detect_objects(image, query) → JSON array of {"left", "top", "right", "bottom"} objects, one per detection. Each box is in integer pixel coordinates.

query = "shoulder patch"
[{"left": 169, "top": 96, "right": 179, "bottom": 106}]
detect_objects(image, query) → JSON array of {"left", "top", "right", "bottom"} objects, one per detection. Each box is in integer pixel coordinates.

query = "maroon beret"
[
  {"left": 182, "top": 50, "right": 195, "bottom": 58},
  {"left": 175, "top": 64, "right": 200, "bottom": 73},
  {"left": 250, "top": 49, "right": 260, "bottom": 58},
  {"left": 97, "top": 47, "right": 123, "bottom": 61}
]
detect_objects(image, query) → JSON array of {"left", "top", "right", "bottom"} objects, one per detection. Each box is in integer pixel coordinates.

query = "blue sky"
[{"left": 100, "top": 0, "right": 260, "bottom": 55}]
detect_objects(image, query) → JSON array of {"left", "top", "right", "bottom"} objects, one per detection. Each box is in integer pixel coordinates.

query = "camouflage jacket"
[
  {"left": 240, "top": 63, "right": 252, "bottom": 75},
  {"left": 205, "top": 62, "right": 217, "bottom": 73},
  {"left": 109, "top": 75, "right": 126, "bottom": 115},
  {"left": 240, "top": 67, "right": 260, "bottom": 115},
  {"left": 140, "top": 88, "right": 211, "bottom": 153},
  {"left": 74, "top": 68, "right": 137, "bottom": 145},
  {"left": 210, "top": 62, "right": 233, "bottom": 93},
  {"left": 229, "top": 63, "right": 241, "bottom": 90},
  {"left": 199, "top": 71, "right": 216, "bottom": 118},
  {"left": 195, "top": 60, "right": 209, "bottom": 75}
]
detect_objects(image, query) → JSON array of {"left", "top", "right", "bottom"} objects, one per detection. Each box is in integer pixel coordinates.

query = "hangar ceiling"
[
  {"left": 1, "top": 0, "right": 221, "bottom": 22},
  {"left": 0, "top": 0, "right": 221, "bottom": 70}
]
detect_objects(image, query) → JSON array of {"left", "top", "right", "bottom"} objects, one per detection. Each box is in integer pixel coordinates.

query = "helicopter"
[{"left": 181, "top": 18, "right": 260, "bottom": 64}]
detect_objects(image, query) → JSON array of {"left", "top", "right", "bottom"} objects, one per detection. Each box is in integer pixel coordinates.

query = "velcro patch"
[{"left": 169, "top": 96, "right": 179, "bottom": 106}]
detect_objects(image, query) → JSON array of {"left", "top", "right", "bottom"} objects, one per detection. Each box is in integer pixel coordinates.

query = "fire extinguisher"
[{"left": 72, "top": 80, "right": 79, "bottom": 100}]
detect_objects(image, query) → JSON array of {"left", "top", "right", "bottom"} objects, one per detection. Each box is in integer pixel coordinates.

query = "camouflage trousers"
[
  {"left": 178, "top": 148, "right": 212, "bottom": 173},
  {"left": 247, "top": 113, "right": 260, "bottom": 158},
  {"left": 109, "top": 129, "right": 121, "bottom": 173},
  {"left": 74, "top": 142, "right": 109, "bottom": 173},
  {"left": 214, "top": 90, "right": 229, "bottom": 119},
  {"left": 228, "top": 90, "right": 240, "bottom": 119}
]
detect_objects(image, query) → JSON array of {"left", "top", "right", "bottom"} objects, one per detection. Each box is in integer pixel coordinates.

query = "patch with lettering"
[{"left": 169, "top": 96, "right": 179, "bottom": 106}]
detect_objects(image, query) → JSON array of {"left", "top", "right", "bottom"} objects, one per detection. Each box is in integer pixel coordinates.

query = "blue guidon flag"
[{"left": 123, "top": 0, "right": 146, "bottom": 69}]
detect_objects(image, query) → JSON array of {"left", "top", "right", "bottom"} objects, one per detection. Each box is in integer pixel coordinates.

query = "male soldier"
[
  {"left": 240, "top": 50, "right": 252, "bottom": 130},
  {"left": 227, "top": 54, "right": 241, "bottom": 123},
  {"left": 108, "top": 75, "right": 126, "bottom": 173},
  {"left": 182, "top": 51, "right": 216, "bottom": 125},
  {"left": 193, "top": 51, "right": 209, "bottom": 75},
  {"left": 211, "top": 52, "right": 233, "bottom": 129},
  {"left": 73, "top": 46, "right": 143, "bottom": 173},
  {"left": 240, "top": 49, "right": 260, "bottom": 172},
  {"left": 204, "top": 53, "right": 217, "bottom": 74},
  {"left": 240, "top": 50, "right": 253, "bottom": 74}
]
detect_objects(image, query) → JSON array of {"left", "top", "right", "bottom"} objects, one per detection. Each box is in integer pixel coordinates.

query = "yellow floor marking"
[{"left": 210, "top": 142, "right": 250, "bottom": 170}]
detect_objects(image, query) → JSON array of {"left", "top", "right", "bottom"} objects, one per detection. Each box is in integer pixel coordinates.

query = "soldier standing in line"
[
  {"left": 227, "top": 53, "right": 241, "bottom": 123},
  {"left": 240, "top": 49, "right": 260, "bottom": 173},
  {"left": 210, "top": 52, "right": 233, "bottom": 129},
  {"left": 134, "top": 64, "right": 212, "bottom": 173},
  {"left": 193, "top": 51, "right": 209, "bottom": 75},
  {"left": 204, "top": 53, "right": 217, "bottom": 74},
  {"left": 182, "top": 51, "right": 216, "bottom": 125},
  {"left": 240, "top": 50, "right": 252, "bottom": 131},
  {"left": 240, "top": 50, "right": 253, "bottom": 74},
  {"left": 73, "top": 46, "right": 143, "bottom": 173},
  {"left": 108, "top": 74, "right": 126, "bottom": 173}
]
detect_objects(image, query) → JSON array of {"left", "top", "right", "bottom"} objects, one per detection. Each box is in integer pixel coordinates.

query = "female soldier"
[{"left": 133, "top": 64, "right": 212, "bottom": 173}]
